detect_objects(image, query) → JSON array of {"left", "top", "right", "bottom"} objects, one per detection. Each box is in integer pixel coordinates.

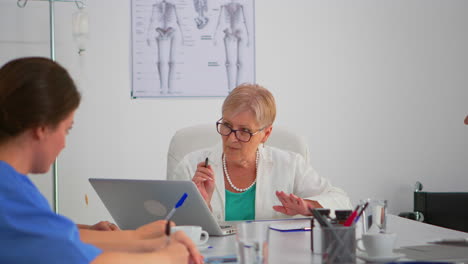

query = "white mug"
[
  {"left": 171, "top": 225, "right": 209, "bottom": 245},
  {"left": 356, "top": 232, "right": 396, "bottom": 257}
]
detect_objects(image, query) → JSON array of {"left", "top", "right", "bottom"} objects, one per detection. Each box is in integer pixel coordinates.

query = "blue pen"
[
  {"left": 353, "top": 201, "right": 369, "bottom": 224},
  {"left": 165, "top": 192, "right": 188, "bottom": 221},
  {"left": 164, "top": 193, "right": 188, "bottom": 247}
]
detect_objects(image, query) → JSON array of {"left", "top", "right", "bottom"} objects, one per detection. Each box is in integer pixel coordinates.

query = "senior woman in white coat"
[{"left": 173, "top": 84, "right": 352, "bottom": 221}]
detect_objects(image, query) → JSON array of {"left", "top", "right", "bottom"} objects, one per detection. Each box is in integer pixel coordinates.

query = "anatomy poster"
[{"left": 131, "top": 0, "right": 255, "bottom": 98}]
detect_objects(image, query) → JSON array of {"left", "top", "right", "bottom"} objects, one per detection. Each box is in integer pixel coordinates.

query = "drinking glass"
[
  {"left": 236, "top": 221, "right": 270, "bottom": 264},
  {"left": 360, "top": 199, "right": 388, "bottom": 233}
]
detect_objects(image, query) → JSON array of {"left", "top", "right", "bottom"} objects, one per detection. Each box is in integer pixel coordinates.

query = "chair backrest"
[
  {"left": 166, "top": 124, "right": 310, "bottom": 179},
  {"left": 399, "top": 182, "right": 468, "bottom": 232},
  {"left": 414, "top": 191, "right": 468, "bottom": 232}
]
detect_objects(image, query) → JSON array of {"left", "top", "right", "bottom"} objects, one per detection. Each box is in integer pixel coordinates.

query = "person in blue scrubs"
[{"left": 0, "top": 57, "right": 203, "bottom": 264}]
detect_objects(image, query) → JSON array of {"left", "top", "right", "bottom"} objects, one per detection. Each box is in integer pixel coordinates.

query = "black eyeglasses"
[{"left": 216, "top": 118, "right": 264, "bottom": 142}]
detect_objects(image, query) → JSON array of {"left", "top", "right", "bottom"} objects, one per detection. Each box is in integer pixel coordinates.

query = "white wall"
[{"left": 1, "top": 0, "right": 467, "bottom": 225}]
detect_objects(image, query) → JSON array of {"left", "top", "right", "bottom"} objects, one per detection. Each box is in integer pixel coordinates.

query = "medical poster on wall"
[{"left": 131, "top": 0, "right": 255, "bottom": 98}]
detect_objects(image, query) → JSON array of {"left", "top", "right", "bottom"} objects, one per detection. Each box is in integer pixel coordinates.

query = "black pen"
[
  {"left": 165, "top": 217, "right": 171, "bottom": 246},
  {"left": 164, "top": 220, "right": 171, "bottom": 239},
  {"left": 205, "top": 157, "right": 209, "bottom": 168}
]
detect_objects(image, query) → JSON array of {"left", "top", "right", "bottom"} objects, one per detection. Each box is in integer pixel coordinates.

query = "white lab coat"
[{"left": 172, "top": 143, "right": 352, "bottom": 221}]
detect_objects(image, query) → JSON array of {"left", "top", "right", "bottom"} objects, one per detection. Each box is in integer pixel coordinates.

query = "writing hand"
[{"left": 136, "top": 220, "right": 173, "bottom": 239}]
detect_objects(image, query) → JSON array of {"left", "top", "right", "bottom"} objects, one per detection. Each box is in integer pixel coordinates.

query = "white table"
[{"left": 201, "top": 215, "right": 468, "bottom": 263}]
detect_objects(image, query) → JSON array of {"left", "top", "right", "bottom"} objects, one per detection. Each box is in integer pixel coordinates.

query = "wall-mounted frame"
[{"left": 131, "top": 0, "right": 255, "bottom": 98}]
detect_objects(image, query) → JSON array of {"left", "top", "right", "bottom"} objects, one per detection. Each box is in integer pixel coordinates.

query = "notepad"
[
  {"left": 396, "top": 244, "right": 468, "bottom": 262},
  {"left": 204, "top": 255, "right": 237, "bottom": 263},
  {"left": 269, "top": 220, "right": 311, "bottom": 232},
  {"left": 429, "top": 238, "right": 468, "bottom": 246}
]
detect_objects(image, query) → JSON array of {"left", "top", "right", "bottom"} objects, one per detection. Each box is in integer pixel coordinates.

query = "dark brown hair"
[{"left": 0, "top": 57, "right": 81, "bottom": 143}]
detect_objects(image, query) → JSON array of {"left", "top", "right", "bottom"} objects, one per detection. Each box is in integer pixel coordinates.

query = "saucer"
[
  {"left": 357, "top": 252, "right": 405, "bottom": 262},
  {"left": 197, "top": 243, "right": 210, "bottom": 250}
]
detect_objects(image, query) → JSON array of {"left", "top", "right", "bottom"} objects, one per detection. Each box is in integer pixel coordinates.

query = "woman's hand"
[
  {"left": 192, "top": 161, "right": 215, "bottom": 209},
  {"left": 168, "top": 230, "right": 204, "bottom": 264},
  {"left": 91, "top": 221, "right": 120, "bottom": 231},
  {"left": 77, "top": 221, "right": 119, "bottom": 231},
  {"left": 146, "top": 229, "right": 203, "bottom": 263},
  {"left": 90, "top": 231, "right": 204, "bottom": 264},
  {"left": 273, "top": 191, "right": 322, "bottom": 216},
  {"left": 135, "top": 220, "right": 174, "bottom": 240}
]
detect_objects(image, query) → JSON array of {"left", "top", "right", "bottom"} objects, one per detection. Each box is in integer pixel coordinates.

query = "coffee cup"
[
  {"left": 171, "top": 225, "right": 209, "bottom": 245},
  {"left": 356, "top": 232, "right": 396, "bottom": 257}
]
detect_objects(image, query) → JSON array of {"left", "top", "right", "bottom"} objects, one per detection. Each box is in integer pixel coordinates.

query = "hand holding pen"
[
  {"left": 133, "top": 193, "right": 187, "bottom": 240},
  {"left": 191, "top": 157, "right": 215, "bottom": 205},
  {"left": 163, "top": 193, "right": 204, "bottom": 264},
  {"left": 163, "top": 193, "right": 187, "bottom": 246}
]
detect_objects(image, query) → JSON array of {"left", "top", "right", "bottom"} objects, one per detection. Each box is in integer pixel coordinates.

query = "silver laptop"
[{"left": 89, "top": 178, "right": 235, "bottom": 236}]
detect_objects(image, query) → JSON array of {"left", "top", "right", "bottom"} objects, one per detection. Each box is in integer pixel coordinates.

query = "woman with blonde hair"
[{"left": 174, "top": 83, "right": 352, "bottom": 221}]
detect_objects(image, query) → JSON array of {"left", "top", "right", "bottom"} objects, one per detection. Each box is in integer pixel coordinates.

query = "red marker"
[{"left": 344, "top": 205, "right": 360, "bottom": 226}]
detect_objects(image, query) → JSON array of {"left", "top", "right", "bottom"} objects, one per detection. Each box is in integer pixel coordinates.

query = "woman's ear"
[
  {"left": 32, "top": 126, "right": 48, "bottom": 141},
  {"left": 261, "top": 125, "right": 273, "bottom": 143}
]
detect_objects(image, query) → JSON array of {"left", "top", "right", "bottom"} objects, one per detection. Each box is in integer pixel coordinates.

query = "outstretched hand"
[{"left": 272, "top": 191, "right": 322, "bottom": 216}]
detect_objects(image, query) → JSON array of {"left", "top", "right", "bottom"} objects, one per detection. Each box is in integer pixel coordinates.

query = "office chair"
[
  {"left": 398, "top": 182, "right": 468, "bottom": 232},
  {"left": 166, "top": 124, "right": 310, "bottom": 179}
]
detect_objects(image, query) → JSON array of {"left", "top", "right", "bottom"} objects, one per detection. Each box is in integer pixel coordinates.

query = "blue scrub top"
[{"left": 0, "top": 161, "right": 102, "bottom": 264}]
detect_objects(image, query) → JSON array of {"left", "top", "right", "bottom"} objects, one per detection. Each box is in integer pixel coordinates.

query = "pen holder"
[{"left": 321, "top": 225, "right": 356, "bottom": 264}]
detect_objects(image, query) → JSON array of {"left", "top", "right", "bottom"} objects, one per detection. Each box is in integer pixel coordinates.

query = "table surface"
[{"left": 201, "top": 215, "right": 468, "bottom": 263}]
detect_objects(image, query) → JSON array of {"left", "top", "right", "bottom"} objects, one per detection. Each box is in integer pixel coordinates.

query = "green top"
[{"left": 225, "top": 184, "right": 256, "bottom": 221}]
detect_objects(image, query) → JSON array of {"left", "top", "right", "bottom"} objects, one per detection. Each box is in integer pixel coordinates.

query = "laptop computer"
[{"left": 89, "top": 178, "right": 235, "bottom": 236}]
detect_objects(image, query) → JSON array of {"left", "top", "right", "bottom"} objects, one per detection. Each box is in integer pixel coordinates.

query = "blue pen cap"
[{"left": 175, "top": 193, "right": 188, "bottom": 208}]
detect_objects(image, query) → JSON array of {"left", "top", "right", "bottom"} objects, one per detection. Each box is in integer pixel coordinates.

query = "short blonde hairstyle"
[{"left": 222, "top": 83, "right": 276, "bottom": 128}]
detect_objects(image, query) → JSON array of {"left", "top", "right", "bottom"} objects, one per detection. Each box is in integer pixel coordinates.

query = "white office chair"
[{"left": 166, "top": 123, "right": 310, "bottom": 179}]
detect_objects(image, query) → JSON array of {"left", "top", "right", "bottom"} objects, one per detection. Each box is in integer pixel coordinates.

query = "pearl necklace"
[{"left": 222, "top": 150, "right": 259, "bottom": 193}]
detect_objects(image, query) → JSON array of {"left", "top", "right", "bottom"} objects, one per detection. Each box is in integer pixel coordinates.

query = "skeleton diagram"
[
  {"left": 147, "top": 0, "right": 184, "bottom": 94},
  {"left": 193, "top": 0, "right": 209, "bottom": 29},
  {"left": 213, "top": 0, "right": 250, "bottom": 92}
]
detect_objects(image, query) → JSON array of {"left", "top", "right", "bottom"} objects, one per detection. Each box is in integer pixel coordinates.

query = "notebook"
[{"left": 89, "top": 178, "right": 236, "bottom": 236}]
